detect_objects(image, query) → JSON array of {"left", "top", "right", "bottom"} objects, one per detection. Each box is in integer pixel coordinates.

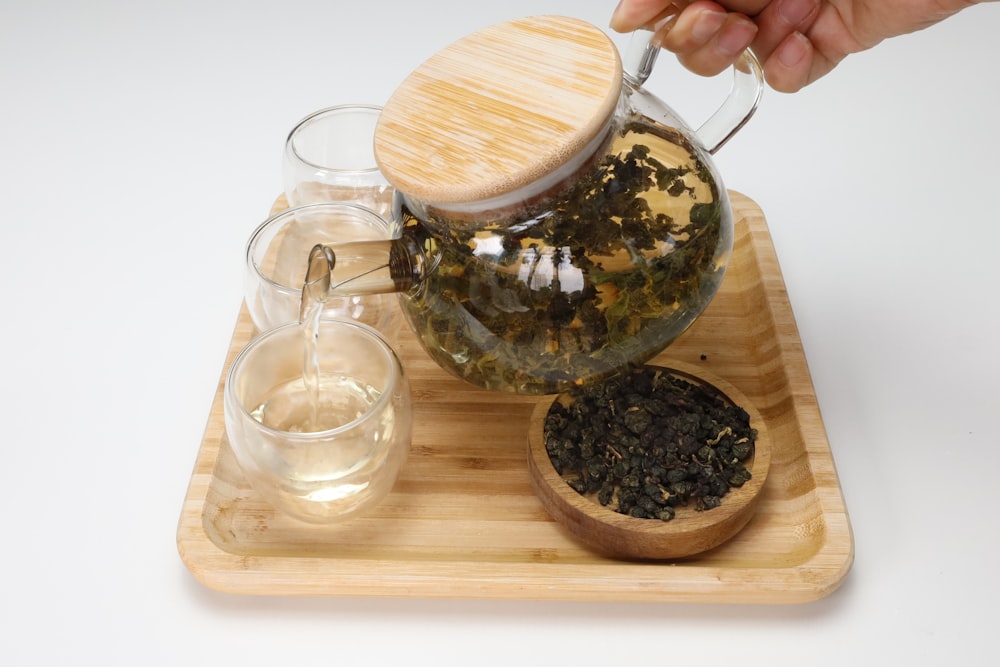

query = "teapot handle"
[{"left": 622, "top": 30, "right": 763, "bottom": 154}]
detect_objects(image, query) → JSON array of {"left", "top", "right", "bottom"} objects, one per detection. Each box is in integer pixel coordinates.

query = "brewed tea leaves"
[
  {"left": 398, "top": 120, "right": 727, "bottom": 394},
  {"left": 542, "top": 366, "right": 756, "bottom": 520}
]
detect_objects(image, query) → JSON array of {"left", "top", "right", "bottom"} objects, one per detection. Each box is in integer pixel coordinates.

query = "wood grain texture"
[
  {"left": 176, "top": 191, "right": 854, "bottom": 603},
  {"left": 374, "top": 15, "right": 621, "bottom": 204}
]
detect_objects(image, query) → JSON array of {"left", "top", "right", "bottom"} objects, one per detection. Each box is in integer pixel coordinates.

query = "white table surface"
[{"left": 3, "top": 1, "right": 998, "bottom": 664}]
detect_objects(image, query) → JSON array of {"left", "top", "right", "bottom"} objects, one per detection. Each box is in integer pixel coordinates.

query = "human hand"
[{"left": 610, "top": 0, "right": 985, "bottom": 92}]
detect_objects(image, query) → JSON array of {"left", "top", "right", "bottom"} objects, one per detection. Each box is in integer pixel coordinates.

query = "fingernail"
[
  {"left": 778, "top": 0, "right": 817, "bottom": 26},
  {"left": 717, "top": 18, "right": 757, "bottom": 57},
  {"left": 691, "top": 10, "right": 727, "bottom": 43},
  {"left": 777, "top": 32, "right": 810, "bottom": 67},
  {"left": 609, "top": 1, "right": 628, "bottom": 31}
]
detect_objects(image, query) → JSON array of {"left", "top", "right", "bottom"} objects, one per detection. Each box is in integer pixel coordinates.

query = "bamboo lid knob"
[{"left": 374, "top": 15, "right": 622, "bottom": 205}]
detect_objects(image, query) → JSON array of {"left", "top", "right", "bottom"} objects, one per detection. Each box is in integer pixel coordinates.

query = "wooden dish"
[{"left": 527, "top": 362, "right": 771, "bottom": 560}]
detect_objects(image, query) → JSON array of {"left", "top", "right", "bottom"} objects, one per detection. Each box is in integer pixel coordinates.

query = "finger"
[
  {"left": 653, "top": 3, "right": 720, "bottom": 51},
  {"left": 704, "top": 0, "right": 770, "bottom": 16},
  {"left": 749, "top": 0, "right": 821, "bottom": 64},
  {"left": 657, "top": 8, "right": 758, "bottom": 77},
  {"left": 760, "top": 32, "right": 814, "bottom": 92},
  {"left": 610, "top": 0, "right": 688, "bottom": 33}
]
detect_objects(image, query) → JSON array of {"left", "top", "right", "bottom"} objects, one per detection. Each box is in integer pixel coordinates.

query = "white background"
[{"left": 2, "top": 1, "right": 998, "bottom": 664}]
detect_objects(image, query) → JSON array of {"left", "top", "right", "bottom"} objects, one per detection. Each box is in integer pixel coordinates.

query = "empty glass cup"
[
  {"left": 224, "top": 319, "right": 412, "bottom": 524},
  {"left": 283, "top": 104, "right": 393, "bottom": 218},
  {"left": 244, "top": 202, "right": 399, "bottom": 338}
]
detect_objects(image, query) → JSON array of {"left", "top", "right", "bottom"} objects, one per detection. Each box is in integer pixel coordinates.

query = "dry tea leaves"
[{"left": 543, "top": 366, "right": 756, "bottom": 521}]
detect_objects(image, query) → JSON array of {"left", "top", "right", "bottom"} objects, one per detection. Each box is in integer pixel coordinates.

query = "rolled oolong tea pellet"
[{"left": 542, "top": 366, "right": 757, "bottom": 521}]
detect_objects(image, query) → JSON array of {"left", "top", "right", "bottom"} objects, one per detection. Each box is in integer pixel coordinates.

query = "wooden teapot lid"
[{"left": 374, "top": 15, "right": 622, "bottom": 205}]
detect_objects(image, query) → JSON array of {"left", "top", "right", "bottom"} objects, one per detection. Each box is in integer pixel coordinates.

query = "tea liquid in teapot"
[
  {"left": 320, "top": 16, "right": 760, "bottom": 394},
  {"left": 386, "top": 122, "right": 726, "bottom": 394}
]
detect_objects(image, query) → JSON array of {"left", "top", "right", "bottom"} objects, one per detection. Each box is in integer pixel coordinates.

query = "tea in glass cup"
[{"left": 224, "top": 319, "right": 412, "bottom": 524}]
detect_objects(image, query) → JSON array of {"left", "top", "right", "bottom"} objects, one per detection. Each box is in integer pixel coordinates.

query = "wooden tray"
[{"left": 176, "top": 191, "right": 853, "bottom": 603}]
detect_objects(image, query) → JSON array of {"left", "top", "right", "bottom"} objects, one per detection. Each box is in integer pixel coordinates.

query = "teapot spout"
[{"left": 301, "top": 236, "right": 429, "bottom": 306}]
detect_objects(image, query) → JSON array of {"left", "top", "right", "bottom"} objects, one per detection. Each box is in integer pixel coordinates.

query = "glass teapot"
[{"left": 307, "top": 15, "right": 762, "bottom": 395}]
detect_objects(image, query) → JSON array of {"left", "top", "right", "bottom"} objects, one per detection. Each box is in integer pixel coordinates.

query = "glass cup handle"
[{"left": 623, "top": 30, "right": 763, "bottom": 154}]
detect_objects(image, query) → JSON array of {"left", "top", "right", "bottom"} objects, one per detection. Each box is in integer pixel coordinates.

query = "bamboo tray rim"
[{"left": 176, "top": 191, "right": 854, "bottom": 603}]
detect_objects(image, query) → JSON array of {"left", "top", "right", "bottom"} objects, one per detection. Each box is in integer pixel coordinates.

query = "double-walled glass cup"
[
  {"left": 283, "top": 104, "right": 393, "bottom": 219},
  {"left": 244, "top": 202, "right": 399, "bottom": 338},
  {"left": 224, "top": 319, "right": 412, "bottom": 524}
]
